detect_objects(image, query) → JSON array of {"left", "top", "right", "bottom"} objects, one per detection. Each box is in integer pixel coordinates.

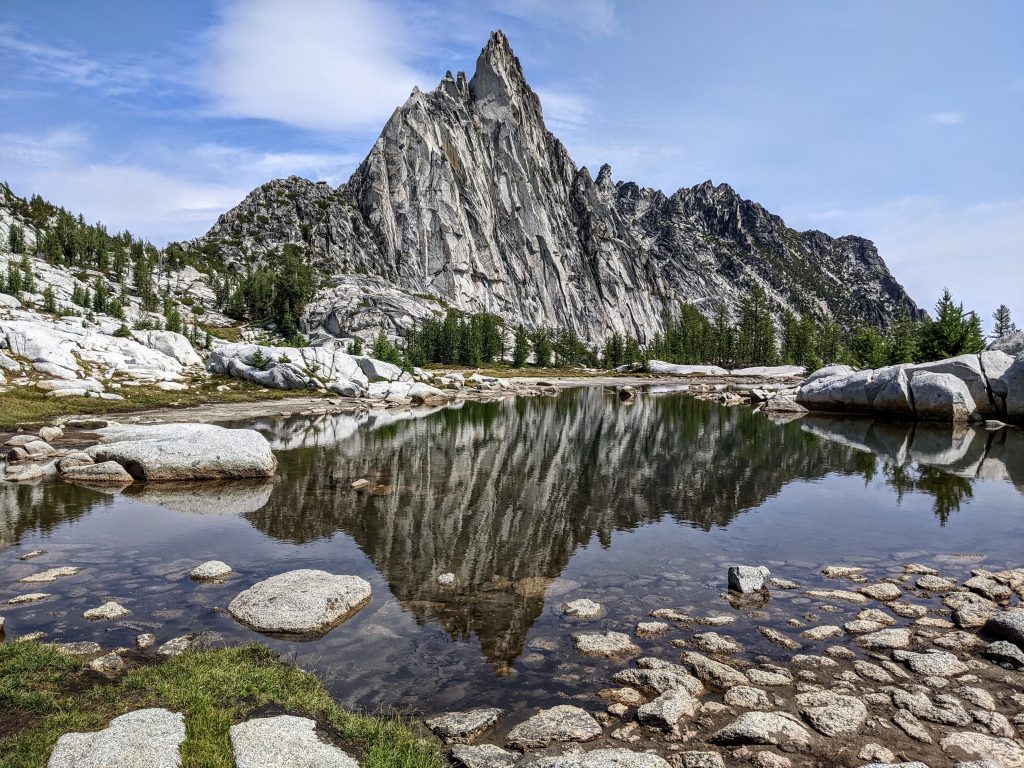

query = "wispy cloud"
[
  {"left": 0, "top": 23, "right": 157, "bottom": 95},
  {"left": 488, "top": 0, "right": 617, "bottom": 38},
  {"left": 928, "top": 111, "right": 965, "bottom": 125},
  {"left": 200, "top": 0, "right": 433, "bottom": 132},
  {"left": 534, "top": 88, "right": 594, "bottom": 133}
]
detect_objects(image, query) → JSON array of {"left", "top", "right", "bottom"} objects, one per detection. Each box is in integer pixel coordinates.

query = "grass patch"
[
  {"left": 0, "top": 377, "right": 324, "bottom": 430},
  {"left": 202, "top": 325, "right": 244, "bottom": 343},
  {"left": 0, "top": 643, "right": 445, "bottom": 768}
]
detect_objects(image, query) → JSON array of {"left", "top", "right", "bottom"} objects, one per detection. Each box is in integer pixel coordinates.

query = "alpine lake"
[{"left": 4, "top": 384, "right": 1023, "bottom": 747}]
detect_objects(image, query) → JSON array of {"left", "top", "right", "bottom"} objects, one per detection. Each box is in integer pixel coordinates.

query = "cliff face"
[{"left": 193, "top": 31, "right": 924, "bottom": 343}]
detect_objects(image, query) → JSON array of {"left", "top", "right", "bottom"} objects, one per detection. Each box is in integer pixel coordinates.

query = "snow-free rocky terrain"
[{"left": 184, "top": 31, "right": 924, "bottom": 344}]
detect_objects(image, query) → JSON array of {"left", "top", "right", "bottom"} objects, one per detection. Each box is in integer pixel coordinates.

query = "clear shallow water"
[{"left": 3, "top": 387, "right": 1023, "bottom": 716}]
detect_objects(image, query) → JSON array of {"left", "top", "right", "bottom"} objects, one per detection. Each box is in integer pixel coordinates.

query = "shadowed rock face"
[{"left": 190, "top": 31, "right": 922, "bottom": 344}]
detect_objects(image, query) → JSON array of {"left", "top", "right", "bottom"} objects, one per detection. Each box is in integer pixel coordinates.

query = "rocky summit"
[{"left": 186, "top": 31, "right": 923, "bottom": 344}]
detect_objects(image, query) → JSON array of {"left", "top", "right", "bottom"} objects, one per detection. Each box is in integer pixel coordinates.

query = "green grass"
[
  {"left": 0, "top": 643, "right": 445, "bottom": 768},
  {"left": 0, "top": 377, "right": 324, "bottom": 430}
]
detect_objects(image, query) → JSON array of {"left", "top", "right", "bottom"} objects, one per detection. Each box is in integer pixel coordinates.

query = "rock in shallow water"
[
  {"left": 189, "top": 560, "right": 233, "bottom": 581},
  {"left": 60, "top": 461, "right": 134, "bottom": 485},
  {"left": 525, "top": 749, "right": 671, "bottom": 767},
  {"left": 228, "top": 570, "right": 371, "bottom": 636},
  {"left": 425, "top": 707, "right": 502, "bottom": 744},
  {"left": 708, "top": 711, "right": 813, "bottom": 748},
  {"left": 86, "top": 423, "right": 276, "bottom": 481},
  {"left": 728, "top": 565, "right": 770, "bottom": 594},
  {"left": 450, "top": 743, "right": 517, "bottom": 767},
  {"left": 47, "top": 708, "right": 185, "bottom": 768},
  {"left": 572, "top": 631, "right": 640, "bottom": 658},
  {"left": 505, "top": 705, "right": 602, "bottom": 749},
  {"left": 230, "top": 715, "right": 359, "bottom": 768}
]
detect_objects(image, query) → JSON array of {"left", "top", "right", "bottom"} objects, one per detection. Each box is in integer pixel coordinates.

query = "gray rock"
[
  {"left": 560, "top": 599, "right": 605, "bottom": 619},
  {"left": 910, "top": 371, "right": 979, "bottom": 421},
  {"left": 88, "top": 652, "right": 124, "bottom": 674},
  {"left": 982, "top": 640, "right": 1024, "bottom": 669},
  {"left": 61, "top": 461, "right": 134, "bottom": 485},
  {"left": 136, "top": 633, "right": 156, "bottom": 650},
  {"left": 449, "top": 744, "right": 517, "bottom": 768},
  {"left": 795, "top": 690, "right": 867, "bottom": 736},
  {"left": 636, "top": 688, "right": 698, "bottom": 730},
  {"left": 524, "top": 749, "right": 671, "bottom": 767},
  {"left": 47, "top": 708, "right": 185, "bottom": 768},
  {"left": 681, "top": 651, "right": 749, "bottom": 689},
  {"left": 228, "top": 570, "right": 371, "bottom": 636},
  {"left": 82, "top": 601, "right": 130, "bottom": 621},
  {"left": 230, "top": 715, "right": 359, "bottom": 768},
  {"left": 19, "top": 566, "right": 83, "bottom": 583},
  {"left": 860, "top": 582, "right": 902, "bottom": 602},
  {"left": 723, "top": 685, "right": 772, "bottom": 710},
  {"left": 505, "top": 705, "right": 602, "bottom": 750},
  {"left": 54, "top": 641, "right": 102, "bottom": 656},
  {"left": 189, "top": 561, "right": 233, "bottom": 581},
  {"left": 572, "top": 631, "right": 640, "bottom": 658},
  {"left": 87, "top": 423, "right": 276, "bottom": 481},
  {"left": 939, "top": 731, "right": 1024, "bottom": 768},
  {"left": 728, "top": 565, "right": 770, "bottom": 594},
  {"left": 982, "top": 607, "right": 1024, "bottom": 649},
  {"left": 155, "top": 634, "right": 195, "bottom": 657},
  {"left": 425, "top": 707, "right": 502, "bottom": 744},
  {"left": 892, "top": 649, "right": 968, "bottom": 676},
  {"left": 677, "top": 753, "right": 726, "bottom": 768},
  {"left": 856, "top": 627, "right": 912, "bottom": 650},
  {"left": 708, "top": 711, "right": 813, "bottom": 747},
  {"left": 690, "top": 631, "right": 743, "bottom": 654}
]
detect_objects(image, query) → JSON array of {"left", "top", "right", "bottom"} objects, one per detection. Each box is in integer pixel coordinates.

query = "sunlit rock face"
[{"left": 190, "top": 32, "right": 923, "bottom": 344}]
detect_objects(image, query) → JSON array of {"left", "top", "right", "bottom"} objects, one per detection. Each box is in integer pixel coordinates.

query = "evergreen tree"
[
  {"left": 712, "top": 305, "right": 733, "bottom": 366},
  {"left": 816, "top": 319, "right": 846, "bottom": 364},
  {"left": 921, "top": 289, "right": 985, "bottom": 359},
  {"left": 478, "top": 313, "right": 503, "bottom": 363},
  {"left": 531, "top": 328, "right": 552, "bottom": 367},
  {"left": 347, "top": 336, "right": 364, "bottom": 355},
  {"left": 18, "top": 254, "right": 34, "bottom": 294},
  {"left": 735, "top": 284, "right": 777, "bottom": 366},
  {"left": 42, "top": 286, "right": 57, "bottom": 313},
  {"left": 371, "top": 328, "right": 402, "bottom": 366},
  {"left": 5, "top": 263, "right": 22, "bottom": 295},
  {"left": 602, "top": 332, "right": 624, "bottom": 368},
  {"left": 623, "top": 335, "right": 642, "bottom": 364},
  {"left": 92, "top": 276, "right": 109, "bottom": 314},
  {"left": 992, "top": 304, "right": 1017, "bottom": 339},
  {"left": 7, "top": 223, "right": 24, "bottom": 254},
  {"left": 850, "top": 326, "right": 889, "bottom": 369},
  {"left": 512, "top": 325, "right": 530, "bottom": 368},
  {"left": 886, "top": 308, "right": 919, "bottom": 364}
]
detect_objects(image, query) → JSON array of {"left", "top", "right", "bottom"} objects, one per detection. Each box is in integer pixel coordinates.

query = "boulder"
[
  {"left": 907, "top": 355, "right": 996, "bottom": 417},
  {"left": 998, "top": 354, "right": 1024, "bottom": 422},
  {"left": 795, "top": 691, "right": 868, "bottom": 736},
  {"left": 864, "top": 365, "right": 913, "bottom": 415},
  {"left": 425, "top": 707, "right": 502, "bottom": 744},
  {"left": 356, "top": 355, "right": 402, "bottom": 382},
  {"left": 730, "top": 365, "right": 805, "bottom": 378},
  {"left": 189, "top": 561, "right": 233, "bottom": 581},
  {"left": 728, "top": 565, "right": 770, "bottom": 594},
  {"left": 801, "top": 364, "right": 855, "bottom": 387},
  {"left": 910, "top": 372, "right": 979, "bottom": 422},
  {"left": 61, "top": 461, "right": 134, "bottom": 485},
  {"left": 797, "top": 368, "right": 873, "bottom": 413},
  {"left": 86, "top": 423, "right": 276, "bottom": 481},
  {"left": 505, "top": 705, "right": 602, "bottom": 750},
  {"left": 449, "top": 744, "right": 517, "bottom": 768},
  {"left": 526, "top": 750, "right": 671, "bottom": 767},
  {"left": 131, "top": 330, "right": 203, "bottom": 367},
  {"left": 988, "top": 331, "right": 1024, "bottom": 356},
  {"left": 82, "top": 601, "right": 131, "bottom": 620},
  {"left": 230, "top": 715, "right": 359, "bottom": 768},
  {"left": 227, "top": 569, "right": 371, "bottom": 636},
  {"left": 709, "top": 711, "right": 813, "bottom": 747},
  {"left": 47, "top": 709, "right": 185, "bottom": 768},
  {"left": 636, "top": 688, "right": 699, "bottom": 730},
  {"left": 647, "top": 360, "right": 728, "bottom": 376},
  {"left": 982, "top": 608, "right": 1024, "bottom": 649},
  {"left": 572, "top": 631, "right": 640, "bottom": 658}
]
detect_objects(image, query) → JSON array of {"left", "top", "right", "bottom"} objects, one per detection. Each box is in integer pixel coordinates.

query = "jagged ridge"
[{"left": 190, "top": 31, "right": 924, "bottom": 343}]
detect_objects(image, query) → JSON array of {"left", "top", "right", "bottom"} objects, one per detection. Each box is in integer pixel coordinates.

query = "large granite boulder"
[
  {"left": 227, "top": 569, "right": 371, "bottom": 636},
  {"left": 47, "top": 708, "right": 185, "bottom": 768},
  {"left": 131, "top": 330, "right": 203, "bottom": 367},
  {"left": 905, "top": 354, "right": 997, "bottom": 417},
  {"left": 86, "top": 423, "right": 277, "bottom": 481},
  {"left": 910, "top": 372, "right": 979, "bottom": 422},
  {"left": 998, "top": 354, "right": 1024, "bottom": 422},
  {"left": 988, "top": 331, "right": 1024, "bottom": 357},
  {"left": 647, "top": 360, "right": 728, "bottom": 376}
]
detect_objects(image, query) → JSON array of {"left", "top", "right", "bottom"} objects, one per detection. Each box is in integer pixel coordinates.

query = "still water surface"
[{"left": 3, "top": 387, "right": 1023, "bottom": 714}]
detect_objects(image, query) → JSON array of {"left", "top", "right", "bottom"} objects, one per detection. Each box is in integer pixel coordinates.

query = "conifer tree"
[
  {"left": 512, "top": 325, "right": 529, "bottom": 368},
  {"left": 992, "top": 305, "right": 1017, "bottom": 338},
  {"left": 921, "top": 289, "right": 985, "bottom": 359},
  {"left": 735, "top": 284, "right": 777, "bottom": 366},
  {"left": 531, "top": 328, "right": 552, "bottom": 367}
]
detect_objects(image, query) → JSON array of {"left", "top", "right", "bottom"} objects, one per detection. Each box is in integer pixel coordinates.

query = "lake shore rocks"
[
  {"left": 229, "top": 714, "right": 359, "bottom": 768},
  {"left": 425, "top": 707, "right": 502, "bottom": 744},
  {"left": 189, "top": 560, "right": 233, "bottom": 581},
  {"left": 796, "top": 350, "right": 1024, "bottom": 424},
  {"left": 506, "top": 705, "right": 602, "bottom": 750},
  {"left": 227, "top": 569, "right": 371, "bottom": 636}
]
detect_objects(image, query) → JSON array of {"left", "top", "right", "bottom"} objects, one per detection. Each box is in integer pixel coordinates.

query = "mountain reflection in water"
[{"left": 234, "top": 389, "right": 1023, "bottom": 669}]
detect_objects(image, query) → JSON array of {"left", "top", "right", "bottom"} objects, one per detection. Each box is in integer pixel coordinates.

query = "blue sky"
[{"left": 2, "top": 0, "right": 1022, "bottom": 327}]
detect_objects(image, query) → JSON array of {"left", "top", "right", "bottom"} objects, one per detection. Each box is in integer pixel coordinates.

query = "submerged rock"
[
  {"left": 228, "top": 570, "right": 371, "bottom": 636},
  {"left": 573, "top": 632, "right": 640, "bottom": 658},
  {"left": 82, "top": 601, "right": 130, "bottom": 621},
  {"left": 560, "top": 599, "right": 605, "bottom": 619}
]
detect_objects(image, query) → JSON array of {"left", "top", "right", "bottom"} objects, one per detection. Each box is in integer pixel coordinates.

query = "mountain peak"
[{"left": 469, "top": 29, "right": 532, "bottom": 104}]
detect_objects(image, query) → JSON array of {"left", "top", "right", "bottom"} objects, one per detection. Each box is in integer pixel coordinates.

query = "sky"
[{"left": 2, "top": 0, "right": 1022, "bottom": 328}]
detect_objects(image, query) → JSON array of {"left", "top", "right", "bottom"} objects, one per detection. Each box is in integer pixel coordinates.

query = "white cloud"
[
  {"left": 928, "top": 111, "right": 965, "bottom": 125},
  {"left": 794, "top": 196, "right": 1024, "bottom": 331},
  {"left": 489, "top": 0, "right": 617, "bottom": 38},
  {"left": 200, "top": 0, "right": 433, "bottom": 132},
  {"left": 534, "top": 88, "right": 594, "bottom": 133},
  {"left": 0, "top": 128, "right": 361, "bottom": 244},
  {"left": 0, "top": 23, "right": 157, "bottom": 95}
]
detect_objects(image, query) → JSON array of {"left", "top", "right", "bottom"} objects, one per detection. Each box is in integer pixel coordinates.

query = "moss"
[
  {"left": 0, "top": 377, "right": 321, "bottom": 429},
  {"left": 0, "top": 643, "right": 444, "bottom": 768}
]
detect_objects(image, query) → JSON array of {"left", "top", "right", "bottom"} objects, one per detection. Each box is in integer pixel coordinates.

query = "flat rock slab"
[
  {"left": 796, "top": 691, "right": 867, "bottom": 736},
  {"left": 527, "top": 749, "right": 671, "bottom": 767},
  {"left": 228, "top": 570, "right": 371, "bottom": 636},
  {"left": 506, "top": 705, "right": 602, "bottom": 749},
  {"left": 449, "top": 744, "right": 517, "bottom": 767},
  {"left": 573, "top": 631, "right": 640, "bottom": 658},
  {"left": 636, "top": 688, "right": 699, "bottom": 730},
  {"left": 47, "top": 708, "right": 185, "bottom": 768},
  {"left": 87, "top": 423, "right": 277, "bottom": 481},
  {"left": 560, "top": 598, "right": 605, "bottom": 619},
  {"left": 61, "top": 461, "right": 134, "bottom": 485},
  {"left": 708, "top": 711, "right": 813, "bottom": 748},
  {"left": 856, "top": 627, "right": 912, "bottom": 650},
  {"left": 19, "top": 566, "right": 82, "bottom": 583},
  {"left": 425, "top": 707, "right": 502, "bottom": 744},
  {"left": 190, "top": 561, "right": 233, "bottom": 581},
  {"left": 230, "top": 715, "right": 359, "bottom": 768},
  {"left": 940, "top": 731, "right": 1024, "bottom": 767},
  {"left": 82, "top": 601, "right": 130, "bottom": 621}
]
